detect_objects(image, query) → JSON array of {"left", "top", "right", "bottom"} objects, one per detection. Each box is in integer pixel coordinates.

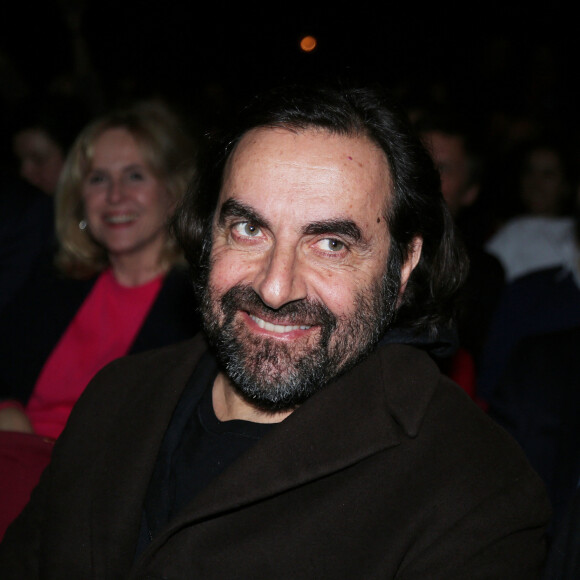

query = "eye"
[
  {"left": 318, "top": 238, "right": 346, "bottom": 252},
  {"left": 128, "top": 170, "right": 145, "bottom": 181},
  {"left": 233, "top": 222, "right": 262, "bottom": 238},
  {"left": 86, "top": 172, "right": 106, "bottom": 185}
]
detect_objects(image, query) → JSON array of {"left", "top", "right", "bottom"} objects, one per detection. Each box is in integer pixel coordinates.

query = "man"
[
  {"left": 0, "top": 86, "right": 550, "bottom": 578},
  {"left": 417, "top": 117, "right": 481, "bottom": 220},
  {"left": 417, "top": 114, "right": 505, "bottom": 375},
  {"left": 0, "top": 176, "right": 54, "bottom": 314},
  {"left": 489, "top": 325, "right": 580, "bottom": 537}
]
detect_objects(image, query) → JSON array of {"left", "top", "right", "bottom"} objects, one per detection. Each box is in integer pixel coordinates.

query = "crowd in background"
[{"left": 1, "top": 6, "right": 580, "bottom": 575}]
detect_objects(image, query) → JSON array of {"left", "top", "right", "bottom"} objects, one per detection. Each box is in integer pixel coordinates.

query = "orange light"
[{"left": 300, "top": 36, "right": 317, "bottom": 52}]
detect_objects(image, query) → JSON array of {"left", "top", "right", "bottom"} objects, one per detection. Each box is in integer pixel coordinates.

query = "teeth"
[
  {"left": 105, "top": 214, "right": 138, "bottom": 224},
  {"left": 250, "top": 314, "right": 311, "bottom": 333}
]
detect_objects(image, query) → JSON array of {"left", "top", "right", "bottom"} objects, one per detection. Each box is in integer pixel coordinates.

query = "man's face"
[
  {"left": 423, "top": 131, "right": 476, "bottom": 217},
  {"left": 202, "top": 128, "right": 415, "bottom": 411},
  {"left": 13, "top": 128, "right": 64, "bottom": 195},
  {"left": 520, "top": 148, "right": 568, "bottom": 216}
]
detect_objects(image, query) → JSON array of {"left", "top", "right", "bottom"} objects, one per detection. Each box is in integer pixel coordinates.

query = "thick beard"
[{"left": 201, "top": 259, "right": 400, "bottom": 413}]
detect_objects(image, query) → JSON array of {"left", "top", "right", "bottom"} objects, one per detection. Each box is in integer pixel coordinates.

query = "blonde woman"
[{"left": 0, "top": 102, "right": 200, "bottom": 440}]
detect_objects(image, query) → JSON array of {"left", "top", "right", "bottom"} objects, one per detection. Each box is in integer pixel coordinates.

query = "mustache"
[{"left": 220, "top": 285, "right": 337, "bottom": 329}]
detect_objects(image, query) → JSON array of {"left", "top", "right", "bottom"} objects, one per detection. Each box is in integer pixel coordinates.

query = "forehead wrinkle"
[
  {"left": 266, "top": 158, "right": 345, "bottom": 172},
  {"left": 220, "top": 128, "right": 393, "bottom": 241}
]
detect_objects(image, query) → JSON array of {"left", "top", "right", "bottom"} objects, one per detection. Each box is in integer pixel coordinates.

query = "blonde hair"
[{"left": 55, "top": 100, "right": 196, "bottom": 278}]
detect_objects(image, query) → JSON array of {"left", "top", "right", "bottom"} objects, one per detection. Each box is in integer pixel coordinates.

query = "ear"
[{"left": 399, "top": 236, "right": 423, "bottom": 294}]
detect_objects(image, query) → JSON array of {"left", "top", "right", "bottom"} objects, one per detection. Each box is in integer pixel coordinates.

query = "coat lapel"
[
  {"left": 89, "top": 337, "right": 207, "bottom": 577},
  {"left": 140, "top": 343, "right": 439, "bottom": 564}
]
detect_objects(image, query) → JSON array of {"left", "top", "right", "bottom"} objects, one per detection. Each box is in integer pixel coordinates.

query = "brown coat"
[{"left": 0, "top": 335, "right": 550, "bottom": 579}]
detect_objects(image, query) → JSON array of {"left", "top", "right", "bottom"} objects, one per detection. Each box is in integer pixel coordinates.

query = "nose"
[
  {"left": 253, "top": 243, "right": 307, "bottom": 310},
  {"left": 106, "top": 179, "right": 125, "bottom": 204}
]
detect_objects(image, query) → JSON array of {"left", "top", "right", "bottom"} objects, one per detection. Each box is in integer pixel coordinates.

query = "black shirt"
[{"left": 136, "top": 352, "right": 274, "bottom": 556}]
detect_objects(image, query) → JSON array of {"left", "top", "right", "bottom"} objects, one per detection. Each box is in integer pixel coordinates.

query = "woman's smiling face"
[{"left": 82, "top": 127, "right": 173, "bottom": 264}]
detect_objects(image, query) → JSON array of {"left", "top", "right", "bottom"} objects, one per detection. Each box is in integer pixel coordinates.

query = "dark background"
[{"left": 1, "top": 1, "right": 579, "bottom": 149}]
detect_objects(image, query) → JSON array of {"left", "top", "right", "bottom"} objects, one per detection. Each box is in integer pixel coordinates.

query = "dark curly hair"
[{"left": 173, "top": 84, "right": 468, "bottom": 339}]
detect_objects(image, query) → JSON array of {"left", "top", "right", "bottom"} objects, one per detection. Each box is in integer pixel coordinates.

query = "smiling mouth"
[
  {"left": 104, "top": 214, "right": 138, "bottom": 224},
  {"left": 249, "top": 313, "right": 312, "bottom": 333}
]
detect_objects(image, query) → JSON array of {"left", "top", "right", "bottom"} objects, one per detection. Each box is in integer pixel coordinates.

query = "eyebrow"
[
  {"left": 302, "top": 219, "right": 365, "bottom": 245},
  {"left": 217, "top": 198, "right": 270, "bottom": 230},
  {"left": 87, "top": 163, "right": 145, "bottom": 173}
]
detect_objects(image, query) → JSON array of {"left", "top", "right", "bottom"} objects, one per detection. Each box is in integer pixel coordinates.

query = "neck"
[
  {"left": 212, "top": 372, "right": 294, "bottom": 423},
  {"left": 109, "top": 254, "right": 169, "bottom": 287}
]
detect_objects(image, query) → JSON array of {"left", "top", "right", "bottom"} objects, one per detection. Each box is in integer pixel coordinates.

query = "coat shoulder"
[{"left": 65, "top": 334, "right": 207, "bottom": 435}]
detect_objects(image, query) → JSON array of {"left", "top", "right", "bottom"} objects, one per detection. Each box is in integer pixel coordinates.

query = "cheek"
[
  {"left": 82, "top": 195, "right": 99, "bottom": 222},
  {"left": 319, "top": 288, "right": 354, "bottom": 318},
  {"left": 45, "top": 154, "right": 63, "bottom": 171},
  {"left": 208, "top": 246, "right": 248, "bottom": 293},
  {"left": 308, "top": 273, "right": 363, "bottom": 319},
  {"left": 148, "top": 187, "right": 174, "bottom": 218},
  {"left": 307, "top": 251, "right": 389, "bottom": 319}
]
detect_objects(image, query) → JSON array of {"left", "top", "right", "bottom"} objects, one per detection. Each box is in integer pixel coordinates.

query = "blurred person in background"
[
  {"left": 418, "top": 113, "right": 504, "bottom": 400},
  {"left": 485, "top": 139, "right": 576, "bottom": 282},
  {"left": 478, "top": 168, "right": 580, "bottom": 402},
  {"left": 0, "top": 102, "right": 201, "bottom": 537},
  {"left": 488, "top": 325, "right": 580, "bottom": 540},
  {"left": 11, "top": 97, "right": 89, "bottom": 196},
  {"left": 0, "top": 177, "right": 54, "bottom": 313},
  {"left": 1, "top": 98, "right": 89, "bottom": 311},
  {"left": 13, "top": 127, "right": 66, "bottom": 197}
]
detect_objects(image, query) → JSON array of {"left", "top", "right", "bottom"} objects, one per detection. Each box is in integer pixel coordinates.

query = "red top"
[{"left": 26, "top": 269, "right": 163, "bottom": 439}]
